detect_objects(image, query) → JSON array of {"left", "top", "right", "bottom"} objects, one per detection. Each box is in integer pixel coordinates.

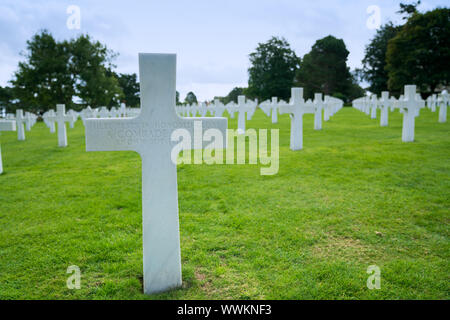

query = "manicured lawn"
[{"left": 0, "top": 107, "right": 448, "bottom": 299}]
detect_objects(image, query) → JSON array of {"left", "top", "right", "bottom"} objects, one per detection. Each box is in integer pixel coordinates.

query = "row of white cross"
[
  {"left": 0, "top": 54, "right": 345, "bottom": 295},
  {"left": 352, "top": 86, "right": 448, "bottom": 142},
  {"left": 175, "top": 90, "right": 343, "bottom": 150}
]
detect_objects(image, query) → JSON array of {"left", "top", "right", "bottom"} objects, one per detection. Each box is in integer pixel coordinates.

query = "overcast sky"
[{"left": 0, "top": 0, "right": 447, "bottom": 101}]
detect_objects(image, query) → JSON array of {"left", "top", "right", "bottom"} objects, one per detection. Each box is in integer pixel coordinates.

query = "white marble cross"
[
  {"left": 99, "top": 107, "right": 110, "bottom": 118},
  {"left": 212, "top": 99, "right": 226, "bottom": 117},
  {"left": 379, "top": 91, "right": 390, "bottom": 127},
  {"left": 439, "top": 90, "right": 448, "bottom": 123},
  {"left": 260, "top": 97, "right": 279, "bottom": 124},
  {"left": 236, "top": 95, "right": 257, "bottom": 134},
  {"left": 0, "top": 120, "right": 16, "bottom": 174},
  {"left": 15, "top": 109, "right": 26, "bottom": 141},
  {"left": 323, "top": 95, "right": 332, "bottom": 121},
  {"left": 313, "top": 93, "right": 323, "bottom": 130},
  {"left": 370, "top": 95, "right": 378, "bottom": 119},
  {"left": 85, "top": 53, "right": 227, "bottom": 294},
  {"left": 399, "top": 85, "right": 425, "bottom": 142},
  {"left": 119, "top": 103, "right": 127, "bottom": 117},
  {"left": 56, "top": 104, "right": 73, "bottom": 147},
  {"left": 67, "top": 110, "right": 78, "bottom": 128},
  {"left": 279, "top": 88, "right": 314, "bottom": 150},
  {"left": 25, "top": 112, "right": 33, "bottom": 131},
  {"left": 44, "top": 110, "right": 57, "bottom": 133}
]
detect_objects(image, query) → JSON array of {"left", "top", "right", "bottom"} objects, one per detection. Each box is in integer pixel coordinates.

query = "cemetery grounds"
[{"left": 0, "top": 107, "right": 448, "bottom": 299}]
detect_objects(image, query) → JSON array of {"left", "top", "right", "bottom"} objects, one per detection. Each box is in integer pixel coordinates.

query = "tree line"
[
  {"left": 1, "top": 2, "right": 448, "bottom": 113},
  {"left": 0, "top": 30, "right": 140, "bottom": 113},
  {"left": 359, "top": 1, "right": 449, "bottom": 96},
  {"left": 217, "top": 2, "right": 449, "bottom": 103}
]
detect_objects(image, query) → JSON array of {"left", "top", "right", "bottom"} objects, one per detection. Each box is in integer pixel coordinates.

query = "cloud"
[{"left": 0, "top": 0, "right": 448, "bottom": 101}]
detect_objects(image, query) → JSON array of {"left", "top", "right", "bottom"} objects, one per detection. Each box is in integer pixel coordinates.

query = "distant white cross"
[
  {"left": 56, "top": 104, "right": 73, "bottom": 147},
  {"left": 278, "top": 88, "right": 314, "bottom": 150},
  {"left": 370, "top": 95, "right": 378, "bottom": 119},
  {"left": 260, "top": 97, "right": 279, "bottom": 124},
  {"left": 212, "top": 99, "right": 226, "bottom": 117},
  {"left": 313, "top": 93, "right": 324, "bottom": 130},
  {"left": 15, "top": 109, "right": 26, "bottom": 141},
  {"left": 25, "top": 112, "right": 33, "bottom": 131},
  {"left": 379, "top": 91, "right": 390, "bottom": 127},
  {"left": 439, "top": 90, "right": 448, "bottom": 123},
  {"left": 236, "top": 95, "right": 257, "bottom": 134},
  {"left": 399, "top": 85, "right": 425, "bottom": 142},
  {"left": 0, "top": 120, "right": 16, "bottom": 174},
  {"left": 44, "top": 110, "right": 57, "bottom": 133},
  {"left": 85, "top": 53, "right": 227, "bottom": 294}
]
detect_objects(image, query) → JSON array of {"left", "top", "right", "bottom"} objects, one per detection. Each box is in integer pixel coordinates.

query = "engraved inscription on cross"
[{"left": 85, "top": 53, "right": 227, "bottom": 295}]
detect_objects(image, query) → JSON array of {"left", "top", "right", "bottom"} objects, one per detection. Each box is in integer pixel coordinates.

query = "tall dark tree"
[
  {"left": 10, "top": 30, "right": 74, "bottom": 113},
  {"left": 10, "top": 30, "right": 124, "bottom": 112},
  {"left": 0, "top": 86, "right": 17, "bottom": 113},
  {"left": 117, "top": 73, "right": 140, "bottom": 108},
  {"left": 361, "top": 23, "right": 401, "bottom": 95},
  {"left": 216, "top": 87, "right": 245, "bottom": 104},
  {"left": 295, "top": 35, "right": 354, "bottom": 101},
  {"left": 247, "top": 37, "right": 300, "bottom": 101},
  {"left": 398, "top": 1, "right": 421, "bottom": 19},
  {"left": 69, "top": 34, "right": 123, "bottom": 108},
  {"left": 386, "top": 8, "right": 450, "bottom": 95},
  {"left": 184, "top": 91, "right": 197, "bottom": 104}
]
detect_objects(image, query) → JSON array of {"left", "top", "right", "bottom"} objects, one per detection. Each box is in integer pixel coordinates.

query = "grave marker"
[
  {"left": 313, "top": 93, "right": 323, "bottom": 130},
  {"left": 379, "top": 91, "right": 390, "bottom": 127},
  {"left": 15, "top": 110, "right": 26, "bottom": 141},
  {"left": 399, "top": 85, "right": 425, "bottom": 142},
  {"left": 56, "top": 104, "right": 73, "bottom": 147},
  {"left": 0, "top": 120, "right": 16, "bottom": 174},
  {"left": 278, "top": 88, "right": 314, "bottom": 150},
  {"left": 85, "top": 53, "right": 227, "bottom": 294}
]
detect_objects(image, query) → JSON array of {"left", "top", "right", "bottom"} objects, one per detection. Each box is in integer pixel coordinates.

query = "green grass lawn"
[{"left": 0, "top": 107, "right": 449, "bottom": 299}]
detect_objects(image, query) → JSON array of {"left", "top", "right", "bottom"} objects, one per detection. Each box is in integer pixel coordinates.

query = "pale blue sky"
[{"left": 0, "top": 0, "right": 447, "bottom": 101}]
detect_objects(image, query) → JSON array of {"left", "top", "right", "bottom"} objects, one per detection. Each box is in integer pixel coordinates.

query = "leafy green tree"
[
  {"left": 117, "top": 73, "right": 140, "bottom": 107},
  {"left": 0, "top": 86, "right": 17, "bottom": 113},
  {"left": 217, "top": 87, "right": 246, "bottom": 104},
  {"left": 398, "top": 1, "right": 421, "bottom": 19},
  {"left": 295, "top": 35, "right": 354, "bottom": 101},
  {"left": 386, "top": 8, "right": 450, "bottom": 95},
  {"left": 10, "top": 31, "right": 124, "bottom": 112},
  {"left": 69, "top": 34, "right": 123, "bottom": 108},
  {"left": 361, "top": 23, "right": 400, "bottom": 95},
  {"left": 10, "top": 30, "right": 74, "bottom": 113},
  {"left": 184, "top": 91, "right": 198, "bottom": 104},
  {"left": 247, "top": 37, "right": 300, "bottom": 101},
  {"left": 176, "top": 91, "right": 181, "bottom": 105}
]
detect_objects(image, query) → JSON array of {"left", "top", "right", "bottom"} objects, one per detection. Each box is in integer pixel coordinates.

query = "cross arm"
[{"left": 85, "top": 117, "right": 144, "bottom": 152}]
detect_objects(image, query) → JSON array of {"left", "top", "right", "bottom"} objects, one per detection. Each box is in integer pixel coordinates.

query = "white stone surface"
[
  {"left": 399, "top": 85, "right": 425, "bottom": 142},
  {"left": 44, "top": 110, "right": 57, "bottom": 133},
  {"left": 0, "top": 120, "right": 16, "bottom": 174},
  {"left": 15, "top": 110, "right": 26, "bottom": 141},
  {"left": 379, "top": 91, "right": 390, "bottom": 127},
  {"left": 439, "top": 90, "right": 448, "bottom": 123},
  {"left": 85, "top": 53, "right": 227, "bottom": 295},
  {"left": 56, "top": 104, "right": 72, "bottom": 147},
  {"left": 313, "top": 93, "right": 323, "bottom": 130},
  {"left": 370, "top": 95, "right": 378, "bottom": 119},
  {"left": 278, "top": 87, "right": 314, "bottom": 150},
  {"left": 236, "top": 95, "right": 257, "bottom": 134}
]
